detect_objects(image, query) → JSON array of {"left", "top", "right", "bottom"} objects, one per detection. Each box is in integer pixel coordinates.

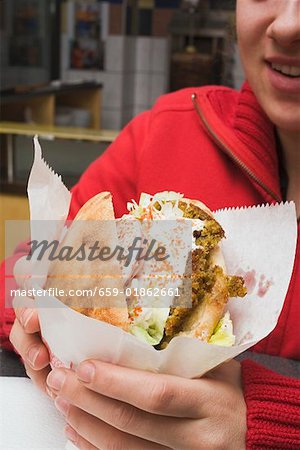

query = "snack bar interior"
[{"left": 0, "top": 0, "right": 240, "bottom": 260}]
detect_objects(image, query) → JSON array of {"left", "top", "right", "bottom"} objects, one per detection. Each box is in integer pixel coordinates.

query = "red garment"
[
  {"left": 69, "top": 81, "right": 299, "bottom": 360},
  {"left": 1, "top": 82, "right": 299, "bottom": 448},
  {"left": 242, "top": 360, "right": 300, "bottom": 449}
]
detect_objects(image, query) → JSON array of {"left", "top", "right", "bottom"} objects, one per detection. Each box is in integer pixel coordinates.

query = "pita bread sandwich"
[
  {"left": 126, "top": 192, "right": 246, "bottom": 348},
  {"left": 45, "top": 191, "right": 246, "bottom": 348}
]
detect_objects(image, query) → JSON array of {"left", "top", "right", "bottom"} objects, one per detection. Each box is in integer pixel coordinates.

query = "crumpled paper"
[{"left": 23, "top": 137, "right": 297, "bottom": 379}]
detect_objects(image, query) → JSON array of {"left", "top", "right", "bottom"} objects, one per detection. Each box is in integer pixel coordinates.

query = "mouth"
[{"left": 269, "top": 62, "right": 300, "bottom": 78}]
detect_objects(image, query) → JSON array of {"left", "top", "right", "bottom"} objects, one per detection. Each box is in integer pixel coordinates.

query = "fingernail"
[
  {"left": 20, "top": 308, "right": 34, "bottom": 327},
  {"left": 55, "top": 397, "right": 70, "bottom": 417},
  {"left": 77, "top": 362, "right": 95, "bottom": 383},
  {"left": 47, "top": 369, "right": 66, "bottom": 390},
  {"left": 27, "top": 346, "right": 40, "bottom": 367},
  {"left": 65, "top": 425, "right": 78, "bottom": 444}
]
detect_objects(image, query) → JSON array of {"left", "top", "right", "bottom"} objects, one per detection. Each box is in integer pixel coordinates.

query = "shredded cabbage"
[{"left": 127, "top": 191, "right": 185, "bottom": 220}]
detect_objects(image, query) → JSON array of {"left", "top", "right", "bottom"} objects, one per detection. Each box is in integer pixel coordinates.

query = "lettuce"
[
  {"left": 129, "top": 307, "right": 170, "bottom": 346},
  {"left": 208, "top": 312, "right": 235, "bottom": 347}
]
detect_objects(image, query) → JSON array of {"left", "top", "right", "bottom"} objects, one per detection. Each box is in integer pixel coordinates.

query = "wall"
[
  {"left": 60, "top": 1, "right": 170, "bottom": 130},
  {"left": 0, "top": 0, "right": 51, "bottom": 90}
]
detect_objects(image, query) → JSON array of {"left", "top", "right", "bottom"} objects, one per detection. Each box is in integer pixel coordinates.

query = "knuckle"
[
  {"left": 78, "top": 439, "right": 95, "bottom": 450},
  {"left": 68, "top": 406, "right": 84, "bottom": 435},
  {"left": 99, "top": 369, "right": 115, "bottom": 393},
  {"left": 201, "top": 429, "right": 228, "bottom": 450},
  {"left": 148, "top": 380, "right": 175, "bottom": 413},
  {"left": 105, "top": 438, "right": 124, "bottom": 450},
  {"left": 113, "top": 403, "right": 136, "bottom": 431},
  {"left": 69, "top": 386, "right": 83, "bottom": 405},
  {"left": 62, "top": 377, "right": 83, "bottom": 405}
]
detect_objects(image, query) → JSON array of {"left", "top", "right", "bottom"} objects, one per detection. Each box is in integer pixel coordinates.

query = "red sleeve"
[
  {"left": 0, "top": 241, "right": 31, "bottom": 350},
  {"left": 0, "top": 111, "right": 150, "bottom": 349},
  {"left": 68, "top": 111, "right": 150, "bottom": 219},
  {"left": 242, "top": 359, "right": 300, "bottom": 449}
]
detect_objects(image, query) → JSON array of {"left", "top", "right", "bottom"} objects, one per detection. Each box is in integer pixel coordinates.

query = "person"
[{"left": 2, "top": 0, "right": 300, "bottom": 448}]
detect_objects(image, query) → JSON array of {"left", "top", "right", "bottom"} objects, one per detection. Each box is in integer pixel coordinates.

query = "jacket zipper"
[{"left": 191, "top": 93, "right": 281, "bottom": 202}]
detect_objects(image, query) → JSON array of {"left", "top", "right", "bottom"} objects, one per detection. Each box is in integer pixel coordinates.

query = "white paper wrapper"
[{"left": 27, "top": 138, "right": 297, "bottom": 379}]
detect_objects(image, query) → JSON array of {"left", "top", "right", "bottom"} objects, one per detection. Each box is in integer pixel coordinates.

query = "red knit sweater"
[
  {"left": 242, "top": 360, "right": 300, "bottom": 449},
  {"left": 1, "top": 82, "right": 299, "bottom": 448}
]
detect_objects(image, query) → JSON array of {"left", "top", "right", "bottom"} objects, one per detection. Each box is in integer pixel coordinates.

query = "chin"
[
  {"left": 262, "top": 101, "right": 300, "bottom": 133},
  {"left": 250, "top": 76, "right": 300, "bottom": 133},
  {"left": 271, "top": 114, "right": 300, "bottom": 133}
]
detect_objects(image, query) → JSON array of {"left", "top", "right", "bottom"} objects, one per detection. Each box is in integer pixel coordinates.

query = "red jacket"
[
  {"left": 1, "top": 82, "right": 299, "bottom": 448},
  {"left": 69, "top": 81, "right": 299, "bottom": 360}
]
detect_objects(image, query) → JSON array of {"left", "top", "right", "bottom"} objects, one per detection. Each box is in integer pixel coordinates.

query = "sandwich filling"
[{"left": 126, "top": 192, "right": 246, "bottom": 347}]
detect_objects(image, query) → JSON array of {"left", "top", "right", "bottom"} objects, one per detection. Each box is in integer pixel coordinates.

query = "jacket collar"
[
  {"left": 234, "top": 81, "right": 279, "bottom": 188},
  {"left": 194, "top": 81, "right": 282, "bottom": 202}
]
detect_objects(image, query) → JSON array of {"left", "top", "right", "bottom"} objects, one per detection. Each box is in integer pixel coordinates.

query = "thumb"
[
  {"left": 205, "top": 359, "right": 242, "bottom": 388},
  {"left": 13, "top": 256, "right": 47, "bottom": 290}
]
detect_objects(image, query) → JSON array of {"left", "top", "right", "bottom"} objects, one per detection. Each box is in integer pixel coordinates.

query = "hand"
[
  {"left": 13, "top": 255, "right": 47, "bottom": 290},
  {"left": 46, "top": 359, "right": 246, "bottom": 450},
  {"left": 9, "top": 256, "right": 51, "bottom": 394}
]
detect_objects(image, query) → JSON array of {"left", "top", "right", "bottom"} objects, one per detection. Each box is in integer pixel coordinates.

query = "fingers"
[
  {"left": 13, "top": 255, "right": 47, "bottom": 289},
  {"left": 65, "top": 424, "right": 98, "bottom": 450},
  {"left": 10, "top": 294, "right": 50, "bottom": 393},
  {"left": 12, "top": 295, "right": 35, "bottom": 310},
  {"left": 47, "top": 368, "right": 179, "bottom": 447},
  {"left": 13, "top": 296, "right": 40, "bottom": 334},
  {"left": 206, "top": 360, "right": 242, "bottom": 388},
  {"left": 10, "top": 319, "right": 50, "bottom": 371},
  {"left": 13, "top": 256, "right": 32, "bottom": 288},
  {"left": 75, "top": 360, "right": 210, "bottom": 418},
  {"left": 13, "top": 303, "right": 41, "bottom": 334},
  {"left": 24, "top": 363, "right": 51, "bottom": 394},
  {"left": 13, "top": 295, "right": 35, "bottom": 310},
  {"left": 60, "top": 403, "right": 171, "bottom": 450},
  {"left": 13, "top": 256, "right": 34, "bottom": 289}
]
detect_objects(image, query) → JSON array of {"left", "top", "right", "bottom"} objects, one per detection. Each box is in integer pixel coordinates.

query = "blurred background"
[{"left": 0, "top": 0, "right": 245, "bottom": 259}]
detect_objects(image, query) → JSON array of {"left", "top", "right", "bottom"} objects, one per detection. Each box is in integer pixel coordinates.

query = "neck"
[{"left": 277, "top": 129, "right": 300, "bottom": 218}]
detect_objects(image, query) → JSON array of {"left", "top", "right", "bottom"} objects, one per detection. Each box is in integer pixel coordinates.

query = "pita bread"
[
  {"left": 161, "top": 197, "right": 232, "bottom": 344},
  {"left": 45, "top": 192, "right": 129, "bottom": 330}
]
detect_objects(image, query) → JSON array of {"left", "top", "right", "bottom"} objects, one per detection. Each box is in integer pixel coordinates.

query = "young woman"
[{"left": 4, "top": 0, "right": 300, "bottom": 448}]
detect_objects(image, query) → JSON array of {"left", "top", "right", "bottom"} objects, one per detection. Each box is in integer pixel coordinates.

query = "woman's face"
[{"left": 237, "top": 0, "right": 300, "bottom": 132}]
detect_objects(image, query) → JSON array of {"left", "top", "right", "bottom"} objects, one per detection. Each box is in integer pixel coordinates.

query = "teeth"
[
  {"left": 290, "top": 66, "right": 300, "bottom": 76},
  {"left": 271, "top": 63, "right": 300, "bottom": 77}
]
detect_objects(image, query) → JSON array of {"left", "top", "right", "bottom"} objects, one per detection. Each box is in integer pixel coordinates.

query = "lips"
[{"left": 265, "top": 58, "right": 300, "bottom": 94}]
